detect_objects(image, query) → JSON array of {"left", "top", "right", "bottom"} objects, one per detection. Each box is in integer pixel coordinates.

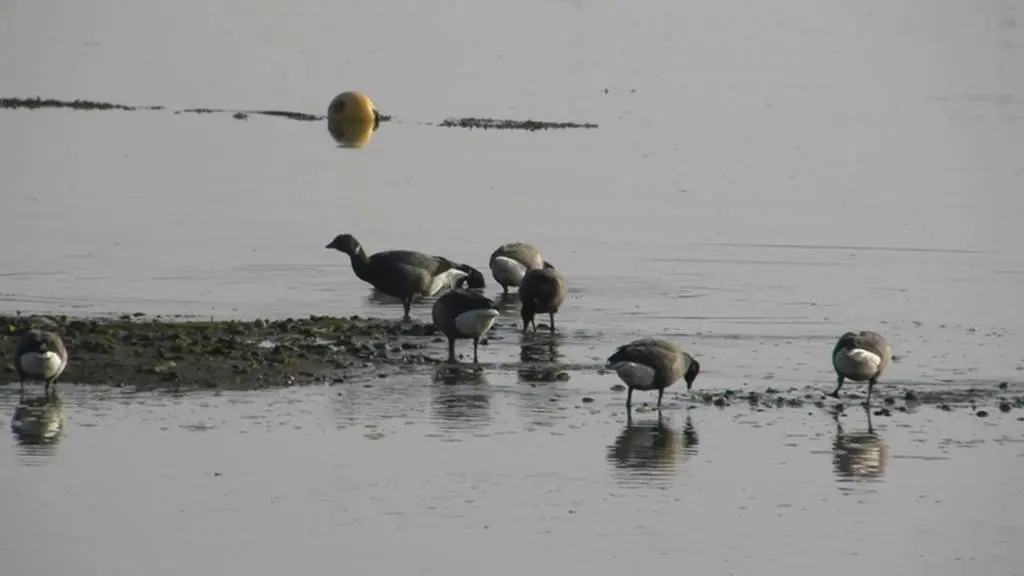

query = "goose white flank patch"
[
  {"left": 833, "top": 348, "right": 882, "bottom": 378},
  {"left": 427, "top": 268, "right": 469, "bottom": 296},
  {"left": 19, "top": 352, "right": 64, "bottom": 379},
  {"left": 607, "top": 361, "right": 657, "bottom": 391},
  {"left": 490, "top": 256, "right": 529, "bottom": 287},
  {"left": 432, "top": 289, "right": 500, "bottom": 363},
  {"left": 454, "top": 309, "right": 500, "bottom": 338}
]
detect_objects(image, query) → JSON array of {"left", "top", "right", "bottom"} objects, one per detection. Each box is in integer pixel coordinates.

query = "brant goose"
[
  {"left": 15, "top": 329, "right": 68, "bottom": 397},
  {"left": 489, "top": 242, "right": 546, "bottom": 295},
  {"left": 431, "top": 289, "right": 500, "bottom": 363},
  {"left": 830, "top": 330, "right": 892, "bottom": 403},
  {"left": 518, "top": 263, "right": 567, "bottom": 333},
  {"left": 326, "top": 233, "right": 484, "bottom": 319},
  {"left": 606, "top": 338, "right": 700, "bottom": 410}
]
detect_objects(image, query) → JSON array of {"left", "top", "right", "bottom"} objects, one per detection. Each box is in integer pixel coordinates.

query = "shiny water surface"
[
  {"left": 2, "top": 0, "right": 1023, "bottom": 573},
  {"left": 2, "top": 383, "right": 1022, "bottom": 575}
]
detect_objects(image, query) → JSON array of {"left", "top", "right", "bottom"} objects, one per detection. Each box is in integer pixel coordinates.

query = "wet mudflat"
[{"left": 3, "top": 0, "right": 1024, "bottom": 573}]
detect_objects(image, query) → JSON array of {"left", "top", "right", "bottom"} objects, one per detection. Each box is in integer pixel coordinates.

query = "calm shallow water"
[
  {"left": 2, "top": 382, "right": 1023, "bottom": 575},
  {"left": 2, "top": 0, "right": 1023, "bottom": 573}
]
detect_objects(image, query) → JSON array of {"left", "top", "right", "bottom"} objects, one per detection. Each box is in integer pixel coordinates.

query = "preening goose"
[
  {"left": 489, "top": 242, "right": 546, "bottom": 295},
  {"left": 326, "top": 233, "right": 485, "bottom": 319},
  {"left": 830, "top": 330, "right": 892, "bottom": 403},
  {"left": 431, "top": 289, "right": 500, "bottom": 363},
  {"left": 606, "top": 338, "right": 700, "bottom": 410},
  {"left": 15, "top": 329, "right": 68, "bottom": 397},
  {"left": 518, "top": 263, "right": 567, "bottom": 334}
]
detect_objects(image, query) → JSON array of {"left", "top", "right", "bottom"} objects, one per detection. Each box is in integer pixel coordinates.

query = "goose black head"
[
  {"left": 325, "top": 234, "right": 361, "bottom": 255},
  {"left": 684, "top": 358, "right": 701, "bottom": 390}
]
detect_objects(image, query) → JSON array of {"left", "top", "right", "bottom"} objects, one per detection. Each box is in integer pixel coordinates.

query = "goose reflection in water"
[
  {"left": 518, "top": 335, "right": 564, "bottom": 366},
  {"left": 607, "top": 412, "right": 699, "bottom": 485},
  {"left": 11, "top": 392, "right": 67, "bottom": 449},
  {"left": 430, "top": 365, "right": 492, "bottom": 432},
  {"left": 831, "top": 407, "right": 889, "bottom": 482}
]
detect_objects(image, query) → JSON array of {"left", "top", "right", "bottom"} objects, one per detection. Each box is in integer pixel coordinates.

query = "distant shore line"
[{"left": 0, "top": 96, "right": 599, "bottom": 131}]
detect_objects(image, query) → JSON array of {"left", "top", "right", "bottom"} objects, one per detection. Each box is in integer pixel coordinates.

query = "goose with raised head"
[
  {"left": 489, "top": 242, "right": 547, "bottom": 295},
  {"left": 431, "top": 289, "right": 500, "bottom": 363},
  {"left": 830, "top": 330, "right": 892, "bottom": 403},
  {"left": 326, "top": 233, "right": 485, "bottom": 319},
  {"left": 518, "top": 263, "right": 566, "bottom": 334},
  {"left": 15, "top": 329, "right": 68, "bottom": 397},
  {"left": 606, "top": 338, "right": 700, "bottom": 410}
]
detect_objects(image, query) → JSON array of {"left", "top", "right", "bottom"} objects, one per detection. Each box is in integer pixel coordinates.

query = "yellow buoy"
[
  {"left": 327, "top": 91, "right": 378, "bottom": 124},
  {"left": 327, "top": 117, "right": 377, "bottom": 148}
]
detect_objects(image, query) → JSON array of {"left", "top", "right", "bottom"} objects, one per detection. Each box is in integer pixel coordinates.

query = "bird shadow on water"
[
  {"left": 9, "top": 391, "right": 67, "bottom": 463},
  {"left": 829, "top": 406, "right": 889, "bottom": 489},
  {"left": 606, "top": 411, "right": 699, "bottom": 487},
  {"left": 430, "top": 365, "right": 492, "bottom": 433}
]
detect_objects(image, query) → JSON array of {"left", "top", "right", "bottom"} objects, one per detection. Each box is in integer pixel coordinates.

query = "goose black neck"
[{"left": 347, "top": 248, "right": 372, "bottom": 282}]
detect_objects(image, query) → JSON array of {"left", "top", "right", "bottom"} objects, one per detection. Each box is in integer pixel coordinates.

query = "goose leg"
[
  {"left": 447, "top": 338, "right": 457, "bottom": 363},
  {"left": 626, "top": 387, "right": 633, "bottom": 410},
  {"left": 472, "top": 337, "right": 480, "bottom": 363},
  {"left": 866, "top": 377, "right": 877, "bottom": 405},
  {"left": 502, "top": 284, "right": 509, "bottom": 296},
  {"left": 828, "top": 375, "right": 845, "bottom": 398},
  {"left": 402, "top": 299, "right": 412, "bottom": 321},
  {"left": 548, "top": 312, "right": 556, "bottom": 334},
  {"left": 657, "top": 387, "right": 664, "bottom": 409}
]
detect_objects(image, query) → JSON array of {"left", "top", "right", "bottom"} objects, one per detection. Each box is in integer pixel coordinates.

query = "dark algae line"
[{"left": 1, "top": 96, "right": 597, "bottom": 131}]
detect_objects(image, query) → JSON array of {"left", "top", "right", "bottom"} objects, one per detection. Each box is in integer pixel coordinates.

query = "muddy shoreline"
[
  {"left": 2, "top": 313, "right": 1021, "bottom": 418},
  {"left": 1, "top": 313, "right": 446, "bottom": 390}
]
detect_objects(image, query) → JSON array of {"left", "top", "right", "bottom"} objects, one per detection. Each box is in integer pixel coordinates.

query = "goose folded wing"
[{"left": 607, "top": 342, "right": 668, "bottom": 368}]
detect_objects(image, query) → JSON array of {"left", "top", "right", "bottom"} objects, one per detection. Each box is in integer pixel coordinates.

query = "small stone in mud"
[
  {"left": 998, "top": 381, "right": 1008, "bottom": 390},
  {"left": 976, "top": 410, "right": 989, "bottom": 418},
  {"left": 883, "top": 396, "right": 896, "bottom": 406},
  {"left": 610, "top": 384, "right": 626, "bottom": 392},
  {"left": 999, "top": 401, "right": 1012, "bottom": 413},
  {"left": 581, "top": 396, "right": 595, "bottom": 403},
  {"left": 873, "top": 408, "right": 892, "bottom": 417},
  {"left": 713, "top": 397, "right": 729, "bottom": 407},
  {"left": 938, "top": 403, "right": 952, "bottom": 411},
  {"left": 904, "top": 389, "right": 920, "bottom": 402}
]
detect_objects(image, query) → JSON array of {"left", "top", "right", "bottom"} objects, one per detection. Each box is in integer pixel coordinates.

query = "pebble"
[
  {"left": 610, "top": 384, "right": 626, "bottom": 392},
  {"left": 581, "top": 396, "right": 595, "bottom": 403},
  {"left": 976, "top": 410, "right": 989, "bottom": 418},
  {"left": 999, "top": 401, "right": 1012, "bottom": 413}
]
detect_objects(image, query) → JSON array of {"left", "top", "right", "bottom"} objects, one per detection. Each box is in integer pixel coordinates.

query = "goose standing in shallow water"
[
  {"left": 489, "top": 242, "right": 546, "bottom": 295},
  {"left": 606, "top": 338, "right": 700, "bottom": 410},
  {"left": 431, "top": 289, "right": 500, "bottom": 363},
  {"left": 830, "top": 330, "right": 892, "bottom": 404},
  {"left": 326, "top": 233, "right": 485, "bottom": 319},
  {"left": 518, "top": 263, "right": 567, "bottom": 333},
  {"left": 15, "top": 329, "right": 68, "bottom": 397}
]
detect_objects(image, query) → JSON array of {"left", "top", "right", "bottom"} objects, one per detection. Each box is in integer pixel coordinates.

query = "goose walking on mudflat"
[
  {"left": 15, "top": 329, "right": 68, "bottom": 397},
  {"left": 326, "top": 233, "right": 485, "bottom": 319},
  {"left": 489, "top": 242, "right": 547, "bottom": 295},
  {"left": 606, "top": 338, "right": 700, "bottom": 410},
  {"left": 518, "top": 264, "right": 567, "bottom": 334},
  {"left": 830, "top": 330, "right": 892, "bottom": 404},
  {"left": 432, "top": 289, "right": 500, "bottom": 363}
]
